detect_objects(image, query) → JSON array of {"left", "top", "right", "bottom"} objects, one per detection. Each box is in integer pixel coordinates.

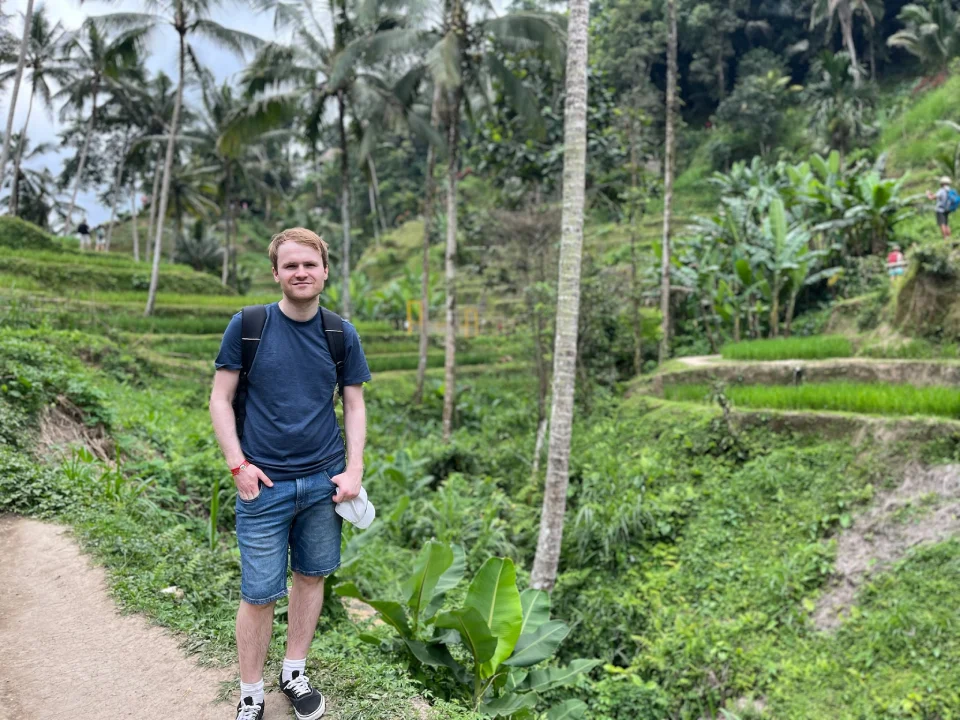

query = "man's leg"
[
  {"left": 237, "top": 600, "right": 276, "bottom": 683},
  {"left": 285, "top": 573, "right": 325, "bottom": 660}
]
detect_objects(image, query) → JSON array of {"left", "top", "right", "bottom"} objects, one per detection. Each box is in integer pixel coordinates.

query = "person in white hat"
[{"left": 927, "top": 176, "right": 956, "bottom": 240}]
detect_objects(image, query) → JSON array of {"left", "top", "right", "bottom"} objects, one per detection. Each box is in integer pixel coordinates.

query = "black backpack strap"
[
  {"left": 319, "top": 306, "right": 346, "bottom": 398},
  {"left": 233, "top": 305, "right": 267, "bottom": 440}
]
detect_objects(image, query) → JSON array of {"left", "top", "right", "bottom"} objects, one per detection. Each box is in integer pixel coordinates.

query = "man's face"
[{"left": 273, "top": 242, "right": 328, "bottom": 302}]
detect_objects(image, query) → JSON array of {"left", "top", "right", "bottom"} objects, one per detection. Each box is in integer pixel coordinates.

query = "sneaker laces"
[
  {"left": 284, "top": 673, "right": 313, "bottom": 698},
  {"left": 236, "top": 699, "right": 261, "bottom": 720}
]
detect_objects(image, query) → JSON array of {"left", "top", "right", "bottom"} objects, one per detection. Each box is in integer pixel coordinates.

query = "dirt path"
[
  {"left": 675, "top": 355, "right": 722, "bottom": 367},
  {"left": 0, "top": 515, "right": 292, "bottom": 720}
]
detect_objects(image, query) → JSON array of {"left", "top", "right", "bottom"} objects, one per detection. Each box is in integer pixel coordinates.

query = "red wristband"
[{"left": 230, "top": 461, "right": 249, "bottom": 476}]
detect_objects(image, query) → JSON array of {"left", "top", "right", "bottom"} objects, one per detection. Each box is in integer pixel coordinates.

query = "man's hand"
[
  {"left": 235, "top": 462, "right": 274, "bottom": 501},
  {"left": 928, "top": 190, "right": 936, "bottom": 201},
  {"left": 331, "top": 467, "right": 362, "bottom": 503}
]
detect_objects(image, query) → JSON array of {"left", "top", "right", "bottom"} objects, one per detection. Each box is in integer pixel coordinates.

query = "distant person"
[
  {"left": 926, "top": 176, "right": 959, "bottom": 240},
  {"left": 209, "top": 228, "right": 372, "bottom": 720},
  {"left": 77, "top": 219, "right": 91, "bottom": 250},
  {"left": 887, "top": 244, "right": 905, "bottom": 279},
  {"left": 95, "top": 227, "right": 106, "bottom": 252}
]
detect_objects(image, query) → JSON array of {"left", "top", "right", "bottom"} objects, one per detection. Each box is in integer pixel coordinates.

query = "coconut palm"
[
  {"left": 337, "top": 0, "right": 564, "bottom": 438},
  {"left": 0, "top": 0, "right": 37, "bottom": 192},
  {"left": 3, "top": 133, "right": 54, "bottom": 219},
  {"left": 0, "top": 6, "right": 70, "bottom": 219},
  {"left": 59, "top": 21, "right": 148, "bottom": 237},
  {"left": 659, "top": 0, "right": 677, "bottom": 363},
  {"left": 91, "top": 0, "right": 263, "bottom": 316},
  {"left": 529, "top": 0, "right": 588, "bottom": 593},
  {"left": 887, "top": 0, "right": 960, "bottom": 77},
  {"left": 809, "top": 0, "right": 875, "bottom": 87}
]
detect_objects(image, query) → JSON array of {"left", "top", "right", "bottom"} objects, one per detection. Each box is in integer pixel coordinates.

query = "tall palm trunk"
[
  {"left": 146, "top": 148, "right": 162, "bottom": 260},
  {"left": 368, "top": 182, "right": 381, "bottom": 247},
  {"left": 659, "top": 0, "right": 677, "bottom": 364},
  {"left": 413, "top": 84, "right": 443, "bottom": 405},
  {"left": 64, "top": 87, "right": 99, "bottom": 237},
  {"left": 368, "top": 156, "right": 388, "bottom": 234},
  {"left": 145, "top": 29, "right": 185, "bottom": 317},
  {"left": 441, "top": 86, "right": 462, "bottom": 443},
  {"left": 530, "top": 0, "right": 589, "bottom": 592},
  {"left": 221, "top": 164, "right": 231, "bottom": 287},
  {"left": 105, "top": 132, "right": 130, "bottom": 253},
  {"left": 130, "top": 180, "right": 140, "bottom": 262},
  {"left": 10, "top": 88, "right": 36, "bottom": 218},
  {"left": 0, "top": 0, "right": 35, "bottom": 192},
  {"left": 628, "top": 132, "right": 643, "bottom": 375},
  {"left": 338, "top": 90, "right": 352, "bottom": 320}
]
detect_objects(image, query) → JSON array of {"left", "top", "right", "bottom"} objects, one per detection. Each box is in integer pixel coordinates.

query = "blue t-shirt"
[{"left": 214, "top": 303, "right": 372, "bottom": 481}]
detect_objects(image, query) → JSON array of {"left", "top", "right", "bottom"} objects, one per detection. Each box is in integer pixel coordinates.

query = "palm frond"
[
  {"left": 425, "top": 30, "right": 461, "bottom": 91},
  {"left": 218, "top": 92, "right": 299, "bottom": 157},
  {"left": 189, "top": 18, "right": 264, "bottom": 57}
]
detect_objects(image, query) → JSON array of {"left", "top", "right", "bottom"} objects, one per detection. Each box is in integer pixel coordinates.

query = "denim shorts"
[{"left": 235, "top": 461, "right": 345, "bottom": 605}]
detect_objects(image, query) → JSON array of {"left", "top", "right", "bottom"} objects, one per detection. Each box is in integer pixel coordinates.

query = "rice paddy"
[
  {"left": 664, "top": 381, "right": 960, "bottom": 418},
  {"left": 720, "top": 335, "right": 853, "bottom": 361}
]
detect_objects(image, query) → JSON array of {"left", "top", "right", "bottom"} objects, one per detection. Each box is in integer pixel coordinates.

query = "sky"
[{"left": 9, "top": 0, "right": 286, "bottom": 227}]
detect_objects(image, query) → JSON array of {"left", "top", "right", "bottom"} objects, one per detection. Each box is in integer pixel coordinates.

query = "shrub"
[{"left": 0, "top": 216, "right": 58, "bottom": 251}]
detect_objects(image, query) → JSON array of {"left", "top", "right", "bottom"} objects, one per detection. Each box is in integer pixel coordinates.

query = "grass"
[
  {"left": 664, "top": 381, "right": 960, "bottom": 418},
  {"left": 860, "top": 338, "right": 960, "bottom": 360},
  {"left": 721, "top": 335, "right": 854, "bottom": 361},
  {"left": 879, "top": 73, "right": 960, "bottom": 174}
]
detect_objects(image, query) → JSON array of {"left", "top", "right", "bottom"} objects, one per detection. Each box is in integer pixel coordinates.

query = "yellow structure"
[{"left": 405, "top": 300, "right": 481, "bottom": 337}]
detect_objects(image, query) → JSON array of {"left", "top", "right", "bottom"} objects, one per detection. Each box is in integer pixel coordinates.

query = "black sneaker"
[
  {"left": 279, "top": 670, "right": 326, "bottom": 720},
  {"left": 235, "top": 696, "right": 264, "bottom": 720}
]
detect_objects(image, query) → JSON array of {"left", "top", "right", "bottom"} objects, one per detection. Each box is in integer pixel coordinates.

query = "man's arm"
[
  {"left": 209, "top": 369, "right": 273, "bottom": 500},
  {"left": 331, "top": 384, "right": 366, "bottom": 503}
]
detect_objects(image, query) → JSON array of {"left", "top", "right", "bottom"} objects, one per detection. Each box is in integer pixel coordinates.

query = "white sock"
[
  {"left": 240, "top": 678, "right": 264, "bottom": 705},
  {"left": 282, "top": 657, "right": 307, "bottom": 683}
]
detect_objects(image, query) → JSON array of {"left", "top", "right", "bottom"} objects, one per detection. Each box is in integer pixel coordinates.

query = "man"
[
  {"left": 77, "top": 219, "right": 91, "bottom": 250},
  {"left": 209, "top": 228, "right": 371, "bottom": 720},
  {"left": 926, "top": 176, "right": 955, "bottom": 239},
  {"left": 95, "top": 227, "right": 106, "bottom": 252}
]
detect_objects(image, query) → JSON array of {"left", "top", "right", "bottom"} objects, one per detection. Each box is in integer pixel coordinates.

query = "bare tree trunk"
[
  {"left": 105, "top": 132, "right": 130, "bottom": 253},
  {"left": 0, "top": 0, "right": 34, "bottom": 192},
  {"left": 64, "top": 88, "right": 99, "bottom": 237},
  {"left": 368, "top": 182, "right": 381, "bottom": 247},
  {"left": 769, "top": 276, "right": 780, "bottom": 338},
  {"left": 733, "top": 312, "right": 741, "bottom": 343},
  {"left": 338, "top": 91, "right": 352, "bottom": 320},
  {"left": 146, "top": 147, "right": 162, "bottom": 260},
  {"left": 10, "top": 88, "right": 36, "bottom": 218},
  {"left": 785, "top": 291, "right": 799, "bottom": 338},
  {"left": 628, "top": 133, "right": 643, "bottom": 376},
  {"left": 368, "top": 155, "right": 388, "bottom": 234},
  {"left": 145, "top": 30, "right": 185, "bottom": 317},
  {"left": 130, "top": 180, "right": 140, "bottom": 262},
  {"left": 530, "top": 0, "right": 589, "bottom": 592},
  {"left": 413, "top": 84, "right": 443, "bottom": 405},
  {"left": 441, "top": 86, "right": 462, "bottom": 443},
  {"left": 659, "top": 0, "right": 677, "bottom": 364},
  {"left": 221, "top": 164, "right": 230, "bottom": 287},
  {"left": 839, "top": 8, "right": 862, "bottom": 88}
]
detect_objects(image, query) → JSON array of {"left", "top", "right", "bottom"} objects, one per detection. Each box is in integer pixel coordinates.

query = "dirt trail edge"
[{"left": 0, "top": 515, "right": 290, "bottom": 720}]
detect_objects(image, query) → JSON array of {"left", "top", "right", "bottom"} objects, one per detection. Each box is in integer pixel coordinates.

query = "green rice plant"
[
  {"left": 664, "top": 381, "right": 960, "bottom": 418},
  {"left": 367, "top": 351, "right": 498, "bottom": 373},
  {"left": 859, "top": 339, "right": 960, "bottom": 360},
  {"left": 720, "top": 335, "right": 853, "bottom": 361}
]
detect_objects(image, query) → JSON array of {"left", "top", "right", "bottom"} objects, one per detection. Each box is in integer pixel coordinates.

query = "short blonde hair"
[{"left": 268, "top": 227, "right": 329, "bottom": 270}]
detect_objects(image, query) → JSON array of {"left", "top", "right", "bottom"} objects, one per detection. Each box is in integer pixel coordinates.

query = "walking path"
[{"left": 0, "top": 515, "right": 291, "bottom": 720}]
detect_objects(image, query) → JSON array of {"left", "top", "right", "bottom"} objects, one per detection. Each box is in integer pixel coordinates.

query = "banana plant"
[{"left": 336, "top": 542, "right": 598, "bottom": 717}]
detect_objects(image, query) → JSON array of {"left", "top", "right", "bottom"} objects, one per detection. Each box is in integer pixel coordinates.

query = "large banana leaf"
[
  {"left": 423, "top": 543, "right": 466, "bottom": 621},
  {"left": 403, "top": 639, "right": 467, "bottom": 683},
  {"left": 518, "top": 659, "right": 602, "bottom": 692},
  {"left": 335, "top": 582, "right": 412, "bottom": 638},
  {"left": 517, "top": 589, "right": 550, "bottom": 636},
  {"left": 403, "top": 540, "right": 453, "bottom": 629},
  {"left": 503, "top": 620, "right": 570, "bottom": 667},
  {"left": 478, "top": 691, "right": 539, "bottom": 717},
  {"left": 465, "top": 558, "right": 523, "bottom": 678},
  {"left": 436, "top": 607, "right": 498, "bottom": 667},
  {"left": 545, "top": 699, "right": 588, "bottom": 719}
]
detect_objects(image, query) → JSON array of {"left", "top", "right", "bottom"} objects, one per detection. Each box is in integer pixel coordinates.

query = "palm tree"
[
  {"left": 810, "top": 0, "right": 875, "bottom": 87},
  {"left": 342, "top": 0, "right": 564, "bottom": 439},
  {"left": 0, "top": 6, "right": 70, "bottom": 219},
  {"left": 659, "top": 0, "right": 677, "bottom": 364},
  {"left": 0, "top": 0, "right": 37, "bottom": 192},
  {"left": 59, "top": 21, "right": 147, "bottom": 237},
  {"left": 92, "top": 0, "right": 262, "bottom": 316},
  {"left": 887, "top": 1, "right": 960, "bottom": 78},
  {"left": 4, "top": 132, "right": 54, "bottom": 218},
  {"left": 529, "top": 0, "right": 588, "bottom": 593}
]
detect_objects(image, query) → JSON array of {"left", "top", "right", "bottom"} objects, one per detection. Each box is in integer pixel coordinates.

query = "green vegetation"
[
  {"left": 721, "top": 335, "right": 854, "bottom": 361},
  {"left": 665, "top": 381, "right": 960, "bottom": 418}
]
